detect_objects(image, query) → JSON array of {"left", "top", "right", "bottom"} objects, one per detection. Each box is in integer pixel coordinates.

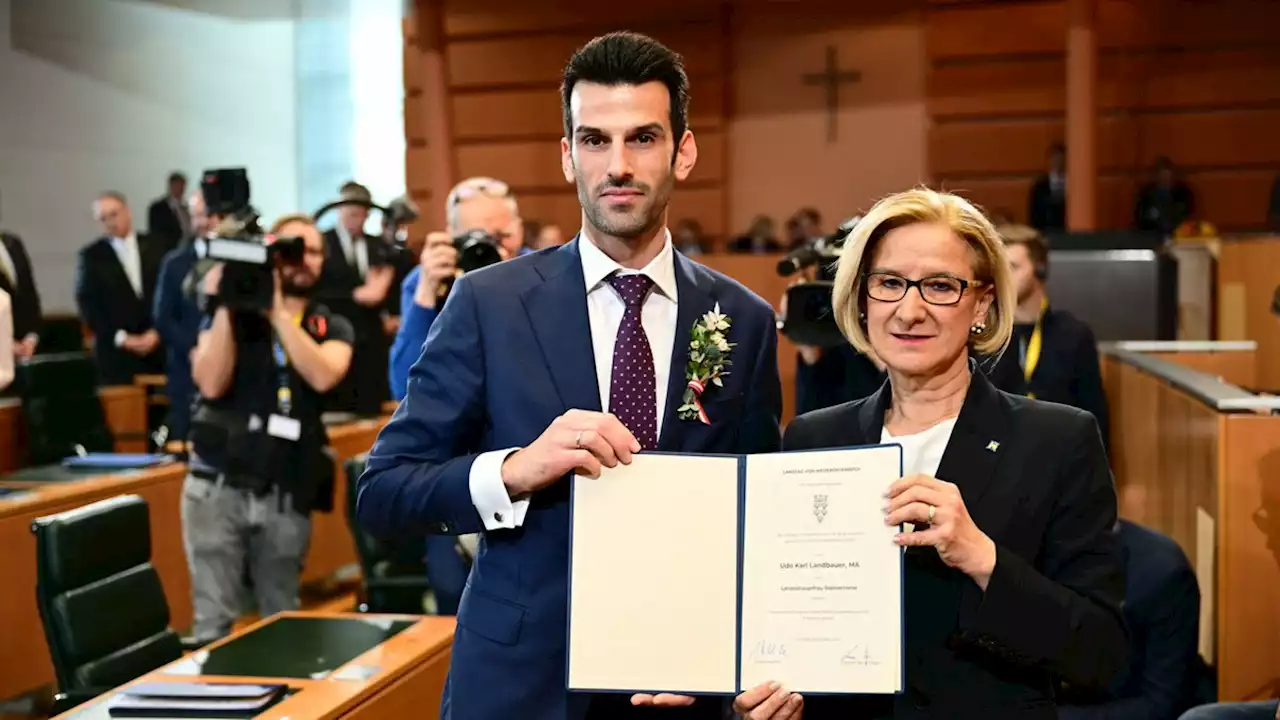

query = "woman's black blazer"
[{"left": 790, "top": 367, "right": 1128, "bottom": 720}]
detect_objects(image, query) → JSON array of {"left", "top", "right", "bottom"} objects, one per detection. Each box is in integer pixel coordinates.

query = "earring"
[{"left": 970, "top": 322, "right": 986, "bottom": 335}]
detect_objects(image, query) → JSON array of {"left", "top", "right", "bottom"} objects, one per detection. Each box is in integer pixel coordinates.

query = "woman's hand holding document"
[{"left": 566, "top": 445, "right": 904, "bottom": 699}]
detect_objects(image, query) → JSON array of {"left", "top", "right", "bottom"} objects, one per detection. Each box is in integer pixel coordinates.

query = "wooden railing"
[{"left": 1102, "top": 341, "right": 1280, "bottom": 702}]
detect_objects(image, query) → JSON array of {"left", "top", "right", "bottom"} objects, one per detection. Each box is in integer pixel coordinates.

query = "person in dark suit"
[
  {"left": 758, "top": 188, "right": 1127, "bottom": 720},
  {"left": 1028, "top": 143, "right": 1067, "bottom": 232},
  {"left": 983, "top": 224, "right": 1109, "bottom": 447},
  {"left": 1135, "top": 157, "right": 1195, "bottom": 237},
  {"left": 147, "top": 171, "right": 190, "bottom": 252},
  {"left": 727, "top": 215, "right": 782, "bottom": 254},
  {"left": 152, "top": 187, "right": 216, "bottom": 443},
  {"left": 1057, "top": 519, "right": 1201, "bottom": 720},
  {"left": 0, "top": 230, "right": 43, "bottom": 360},
  {"left": 356, "top": 31, "right": 784, "bottom": 720},
  {"left": 315, "top": 181, "right": 395, "bottom": 415},
  {"left": 76, "top": 192, "right": 166, "bottom": 385}
]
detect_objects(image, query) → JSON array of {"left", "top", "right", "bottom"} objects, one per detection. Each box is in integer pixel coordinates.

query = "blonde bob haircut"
[{"left": 831, "top": 187, "right": 1016, "bottom": 358}]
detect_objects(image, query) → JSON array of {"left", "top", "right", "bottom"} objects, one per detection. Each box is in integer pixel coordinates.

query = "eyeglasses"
[
  {"left": 865, "top": 272, "right": 982, "bottom": 307},
  {"left": 449, "top": 179, "right": 511, "bottom": 206}
]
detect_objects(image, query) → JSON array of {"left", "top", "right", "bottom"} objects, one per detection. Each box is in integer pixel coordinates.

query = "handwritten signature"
[
  {"left": 747, "top": 640, "right": 787, "bottom": 662},
  {"left": 840, "top": 645, "right": 880, "bottom": 666}
]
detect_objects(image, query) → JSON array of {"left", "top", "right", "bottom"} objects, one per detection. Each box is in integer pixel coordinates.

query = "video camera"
[
  {"left": 195, "top": 168, "right": 306, "bottom": 313},
  {"left": 776, "top": 216, "right": 861, "bottom": 348}
]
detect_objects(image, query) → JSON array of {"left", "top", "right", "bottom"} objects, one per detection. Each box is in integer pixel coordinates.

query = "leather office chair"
[
  {"left": 15, "top": 351, "right": 121, "bottom": 466},
  {"left": 32, "top": 495, "right": 185, "bottom": 713},
  {"left": 344, "top": 455, "right": 434, "bottom": 614}
]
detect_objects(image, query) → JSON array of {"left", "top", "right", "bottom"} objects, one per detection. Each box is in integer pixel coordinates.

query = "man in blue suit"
[
  {"left": 357, "top": 31, "right": 784, "bottom": 720},
  {"left": 152, "top": 186, "right": 215, "bottom": 445}
]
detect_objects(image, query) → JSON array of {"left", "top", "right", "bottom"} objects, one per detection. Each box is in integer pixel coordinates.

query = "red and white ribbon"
[{"left": 687, "top": 379, "right": 711, "bottom": 425}]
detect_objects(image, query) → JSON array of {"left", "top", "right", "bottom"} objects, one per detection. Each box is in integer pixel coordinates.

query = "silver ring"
[
  {"left": 575, "top": 431, "right": 584, "bottom": 448},
  {"left": 927, "top": 505, "right": 936, "bottom": 523}
]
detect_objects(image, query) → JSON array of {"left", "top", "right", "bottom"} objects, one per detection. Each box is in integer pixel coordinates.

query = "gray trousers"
[{"left": 180, "top": 474, "right": 312, "bottom": 641}]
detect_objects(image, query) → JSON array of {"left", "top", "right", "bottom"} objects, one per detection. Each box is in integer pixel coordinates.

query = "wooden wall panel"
[
  {"left": 447, "top": 22, "right": 724, "bottom": 89},
  {"left": 453, "top": 89, "right": 563, "bottom": 139},
  {"left": 926, "top": 0, "right": 1280, "bottom": 231},
  {"left": 927, "top": 1, "right": 1064, "bottom": 60},
  {"left": 456, "top": 140, "right": 564, "bottom": 189},
  {"left": 408, "top": 1, "right": 732, "bottom": 242},
  {"left": 443, "top": 0, "right": 713, "bottom": 38},
  {"left": 930, "top": 48, "right": 1280, "bottom": 120}
]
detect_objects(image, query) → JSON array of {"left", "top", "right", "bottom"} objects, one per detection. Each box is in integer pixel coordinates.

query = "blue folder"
[{"left": 60, "top": 453, "right": 173, "bottom": 470}]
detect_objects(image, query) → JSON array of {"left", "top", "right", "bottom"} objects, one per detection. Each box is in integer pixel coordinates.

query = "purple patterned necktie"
[{"left": 607, "top": 273, "right": 658, "bottom": 450}]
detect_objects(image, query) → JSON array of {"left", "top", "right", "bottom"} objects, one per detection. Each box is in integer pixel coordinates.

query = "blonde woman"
[{"left": 738, "top": 188, "right": 1127, "bottom": 720}]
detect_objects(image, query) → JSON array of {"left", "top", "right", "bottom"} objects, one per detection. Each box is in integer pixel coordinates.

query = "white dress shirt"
[
  {"left": 110, "top": 232, "right": 143, "bottom": 297},
  {"left": 0, "top": 289, "right": 12, "bottom": 391},
  {"left": 109, "top": 233, "right": 143, "bottom": 348},
  {"left": 0, "top": 240, "right": 17, "bottom": 290},
  {"left": 469, "top": 230, "right": 679, "bottom": 531},
  {"left": 336, "top": 224, "right": 369, "bottom": 279}
]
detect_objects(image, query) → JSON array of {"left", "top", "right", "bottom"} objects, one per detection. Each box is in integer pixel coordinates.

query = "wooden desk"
[
  {"left": 0, "top": 463, "right": 190, "bottom": 700},
  {"left": 54, "top": 612, "right": 454, "bottom": 720},
  {"left": 1103, "top": 347, "right": 1280, "bottom": 701},
  {"left": 302, "top": 417, "right": 391, "bottom": 586},
  {"left": 0, "top": 386, "right": 149, "bottom": 473}
]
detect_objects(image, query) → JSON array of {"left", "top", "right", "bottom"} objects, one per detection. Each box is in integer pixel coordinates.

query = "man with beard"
[
  {"left": 357, "top": 31, "right": 785, "bottom": 720},
  {"left": 986, "top": 224, "right": 1109, "bottom": 448},
  {"left": 184, "top": 214, "right": 354, "bottom": 642}
]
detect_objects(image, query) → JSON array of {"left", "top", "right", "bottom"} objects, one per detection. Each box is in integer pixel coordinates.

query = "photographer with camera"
[
  {"left": 388, "top": 176, "right": 519, "bottom": 401},
  {"left": 184, "top": 211, "right": 354, "bottom": 642},
  {"left": 777, "top": 216, "right": 886, "bottom": 412},
  {"left": 384, "top": 176, "right": 518, "bottom": 617}
]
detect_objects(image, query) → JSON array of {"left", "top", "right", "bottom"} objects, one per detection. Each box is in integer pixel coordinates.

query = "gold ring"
[
  {"left": 575, "top": 431, "right": 584, "bottom": 448},
  {"left": 927, "top": 505, "right": 936, "bottom": 523}
]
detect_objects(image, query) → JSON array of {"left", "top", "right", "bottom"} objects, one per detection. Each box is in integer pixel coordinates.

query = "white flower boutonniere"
[{"left": 678, "top": 303, "right": 734, "bottom": 424}]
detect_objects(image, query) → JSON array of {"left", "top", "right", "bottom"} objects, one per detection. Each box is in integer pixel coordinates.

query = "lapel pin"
[{"left": 986, "top": 441, "right": 1000, "bottom": 453}]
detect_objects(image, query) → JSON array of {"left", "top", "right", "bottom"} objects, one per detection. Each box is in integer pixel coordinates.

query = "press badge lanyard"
[
  {"left": 271, "top": 314, "right": 304, "bottom": 417},
  {"left": 1021, "top": 295, "right": 1049, "bottom": 399}
]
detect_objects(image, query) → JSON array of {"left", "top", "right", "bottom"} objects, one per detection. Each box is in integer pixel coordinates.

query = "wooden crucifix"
[{"left": 801, "top": 45, "right": 862, "bottom": 143}]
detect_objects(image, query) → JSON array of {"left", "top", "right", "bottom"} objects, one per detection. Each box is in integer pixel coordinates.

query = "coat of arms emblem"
[{"left": 813, "top": 494, "right": 828, "bottom": 523}]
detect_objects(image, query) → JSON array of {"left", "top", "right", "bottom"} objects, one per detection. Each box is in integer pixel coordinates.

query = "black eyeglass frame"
[{"left": 862, "top": 271, "right": 986, "bottom": 307}]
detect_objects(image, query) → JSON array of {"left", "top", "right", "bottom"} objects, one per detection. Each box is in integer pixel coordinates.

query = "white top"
[
  {"left": 882, "top": 417, "right": 958, "bottom": 479},
  {"left": 469, "top": 230, "right": 678, "bottom": 531}
]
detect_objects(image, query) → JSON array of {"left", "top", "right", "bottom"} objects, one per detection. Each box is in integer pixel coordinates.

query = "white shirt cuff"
[
  {"left": 113, "top": 330, "right": 127, "bottom": 347},
  {"left": 469, "top": 448, "right": 529, "bottom": 530}
]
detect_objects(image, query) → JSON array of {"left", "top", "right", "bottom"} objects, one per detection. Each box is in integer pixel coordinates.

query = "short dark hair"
[
  {"left": 560, "top": 31, "right": 690, "bottom": 144},
  {"left": 168, "top": 171, "right": 186, "bottom": 184}
]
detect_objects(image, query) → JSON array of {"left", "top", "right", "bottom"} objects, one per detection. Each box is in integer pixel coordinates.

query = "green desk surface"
[
  {"left": 0, "top": 463, "right": 143, "bottom": 485},
  {"left": 163, "top": 616, "right": 416, "bottom": 680}
]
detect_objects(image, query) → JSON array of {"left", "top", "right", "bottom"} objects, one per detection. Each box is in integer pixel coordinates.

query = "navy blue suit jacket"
[
  {"left": 152, "top": 243, "right": 200, "bottom": 439},
  {"left": 1057, "top": 520, "right": 1201, "bottom": 720},
  {"left": 357, "top": 239, "right": 783, "bottom": 720}
]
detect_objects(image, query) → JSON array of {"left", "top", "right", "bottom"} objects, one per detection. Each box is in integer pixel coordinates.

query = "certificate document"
[{"left": 567, "top": 445, "right": 903, "bottom": 697}]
